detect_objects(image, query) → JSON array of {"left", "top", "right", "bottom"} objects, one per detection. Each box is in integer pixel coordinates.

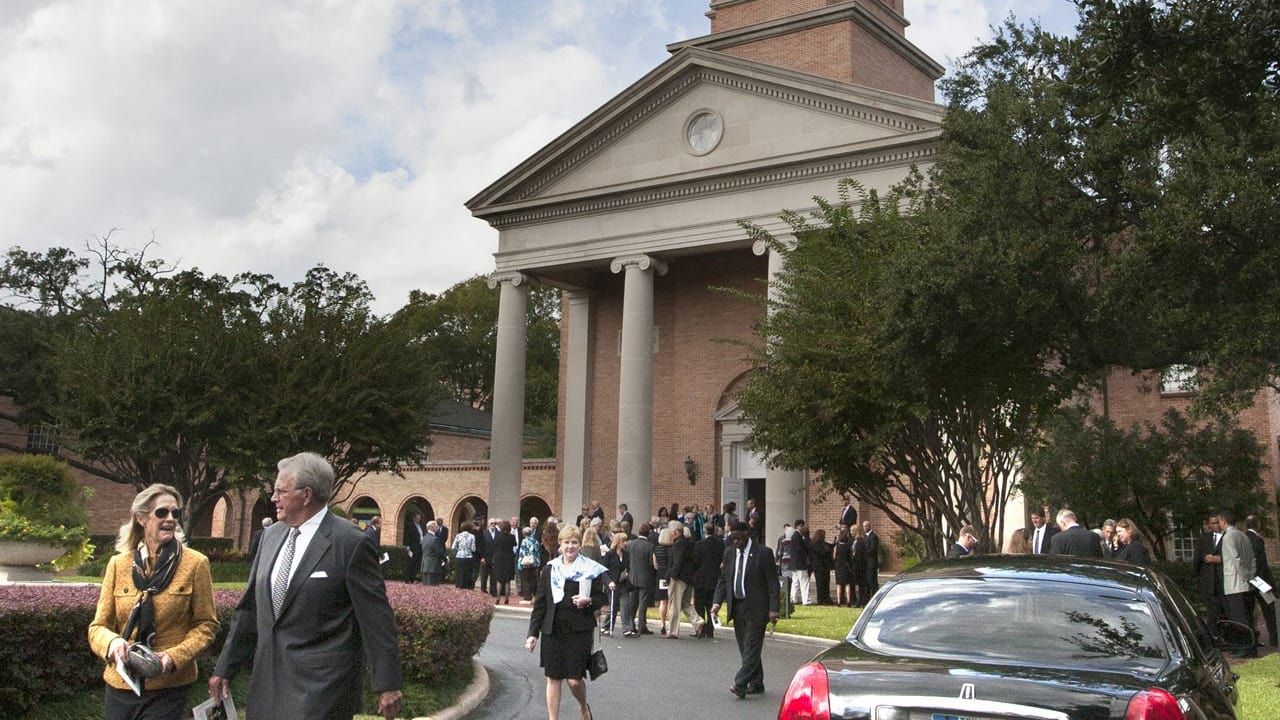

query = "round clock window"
[{"left": 685, "top": 111, "right": 723, "bottom": 155}]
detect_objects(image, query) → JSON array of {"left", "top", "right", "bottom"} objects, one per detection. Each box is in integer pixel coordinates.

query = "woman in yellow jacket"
[{"left": 88, "top": 484, "right": 219, "bottom": 720}]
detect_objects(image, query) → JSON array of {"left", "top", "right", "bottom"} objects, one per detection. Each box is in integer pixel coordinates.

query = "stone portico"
[{"left": 468, "top": 1, "right": 945, "bottom": 546}]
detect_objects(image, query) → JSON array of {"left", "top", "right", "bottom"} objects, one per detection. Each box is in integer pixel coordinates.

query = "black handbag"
[{"left": 588, "top": 628, "right": 608, "bottom": 681}]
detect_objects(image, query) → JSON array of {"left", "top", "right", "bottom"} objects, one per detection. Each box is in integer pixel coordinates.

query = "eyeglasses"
[
  {"left": 153, "top": 507, "right": 183, "bottom": 522},
  {"left": 272, "top": 486, "right": 303, "bottom": 497}
]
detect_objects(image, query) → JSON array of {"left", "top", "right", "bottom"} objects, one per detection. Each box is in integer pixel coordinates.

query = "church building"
[{"left": 468, "top": 0, "right": 947, "bottom": 546}]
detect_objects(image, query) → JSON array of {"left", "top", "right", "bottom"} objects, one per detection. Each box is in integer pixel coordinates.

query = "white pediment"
[{"left": 468, "top": 48, "right": 943, "bottom": 216}]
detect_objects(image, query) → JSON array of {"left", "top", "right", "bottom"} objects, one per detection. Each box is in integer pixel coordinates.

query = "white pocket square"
[{"left": 309, "top": 570, "right": 328, "bottom": 578}]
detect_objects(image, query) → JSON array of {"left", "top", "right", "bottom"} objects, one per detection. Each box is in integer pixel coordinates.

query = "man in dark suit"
[
  {"left": 1029, "top": 508, "right": 1058, "bottom": 555},
  {"left": 947, "top": 525, "right": 979, "bottom": 558},
  {"left": 403, "top": 513, "right": 425, "bottom": 583},
  {"left": 861, "top": 521, "right": 880, "bottom": 600},
  {"left": 692, "top": 525, "right": 725, "bottom": 638},
  {"left": 210, "top": 452, "right": 402, "bottom": 720},
  {"left": 713, "top": 521, "right": 780, "bottom": 698},
  {"left": 1245, "top": 515, "right": 1276, "bottom": 646},
  {"left": 248, "top": 517, "right": 272, "bottom": 561},
  {"left": 617, "top": 503, "right": 634, "bottom": 534},
  {"left": 1049, "top": 509, "right": 1103, "bottom": 558},
  {"left": 838, "top": 494, "right": 858, "bottom": 532},
  {"left": 478, "top": 517, "right": 500, "bottom": 597},
  {"left": 622, "top": 523, "right": 656, "bottom": 636},
  {"left": 1194, "top": 515, "right": 1225, "bottom": 630}
]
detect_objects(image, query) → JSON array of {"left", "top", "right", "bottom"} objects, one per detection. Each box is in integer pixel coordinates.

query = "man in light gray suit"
[
  {"left": 210, "top": 452, "right": 402, "bottom": 719},
  {"left": 1218, "top": 510, "right": 1257, "bottom": 657}
]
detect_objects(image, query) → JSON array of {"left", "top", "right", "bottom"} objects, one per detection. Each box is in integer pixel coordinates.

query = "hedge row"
[{"left": 0, "top": 582, "right": 492, "bottom": 716}]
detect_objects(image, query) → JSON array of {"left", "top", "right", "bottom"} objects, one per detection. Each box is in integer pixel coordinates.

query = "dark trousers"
[
  {"left": 478, "top": 559, "right": 494, "bottom": 595},
  {"left": 814, "top": 568, "right": 831, "bottom": 604},
  {"left": 1224, "top": 592, "right": 1256, "bottom": 653},
  {"left": 694, "top": 583, "right": 716, "bottom": 634},
  {"left": 520, "top": 566, "right": 539, "bottom": 600},
  {"left": 1246, "top": 589, "right": 1278, "bottom": 645},
  {"left": 105, "top": 682, "right": 190, "bottom": 720},
  {"left": 454, "top": 557, "right": 476, "bottom": 589},
  {"left": 730, "top": 602, "right": 767, "bottom": 691},
  {"left": 625, "top": 584, "right": 654, "bottom": 632}
]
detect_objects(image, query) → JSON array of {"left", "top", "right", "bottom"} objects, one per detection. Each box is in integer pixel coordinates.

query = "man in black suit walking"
[
  {"left": 1049, "top": 509, "right": 1103, "bottom": 558},
  {"left": 713, "top": 521, "right": 780, "bottom": 699},
  {"left": 692, "top": 525, "right": 725, "bottom": 638}
]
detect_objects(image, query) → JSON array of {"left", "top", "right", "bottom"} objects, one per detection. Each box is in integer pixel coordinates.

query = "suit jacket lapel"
[
  {"left": 277, "top": 513, "right": 334, "bottom": 622},
  {"left": 257, "top": 524, "right": 287, "bottom": 611}
]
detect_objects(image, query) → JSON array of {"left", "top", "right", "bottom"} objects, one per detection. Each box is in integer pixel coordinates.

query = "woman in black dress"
[
  {"left": 833, "top": 528, "right": 854, "bottom": 606},
  {"left": 810, "top": 528, "right": 834, "bottom": 605},
  {"left": 1113, "top": 518, "right": 1152, "bottom": 567},
  {"left": 525, "top": 525, "right": 608, "bottom": 720},
  {"left": 492, "top": 519, "right": 518, "bottom": 604}
]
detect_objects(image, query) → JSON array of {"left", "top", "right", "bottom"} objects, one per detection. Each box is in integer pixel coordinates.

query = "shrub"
[
  {"left": 385, "top": 583, "right": 492, "bottom": 683},
  {"left": 0, "top": 580, "right": 490, "bottom": 715},
  {"left": 187, "top": 536, "right": 237, "bottom": 558},
  {"left": 0, "top": 454, "right": 93, "bottom": 569},
  {"left": 0, "top": 584, "right": 102, "bottom": 716}
]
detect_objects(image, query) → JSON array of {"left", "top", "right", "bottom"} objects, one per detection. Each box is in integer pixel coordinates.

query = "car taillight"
[
  {"left": 1123, "top": 688, "right": 1185, "bottom": 720},
  {"left": 778, "top": 661, "right": 831, "bottom": 720}
]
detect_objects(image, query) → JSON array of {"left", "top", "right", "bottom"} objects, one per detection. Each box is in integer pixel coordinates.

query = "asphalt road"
[{"left": 464, "top": 607, "right": 834, "bottom": 720}]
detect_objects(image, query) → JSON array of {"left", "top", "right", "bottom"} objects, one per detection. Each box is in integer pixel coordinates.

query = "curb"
[{"left": 415, "top": 659, "right": 489, "bottom": 720}]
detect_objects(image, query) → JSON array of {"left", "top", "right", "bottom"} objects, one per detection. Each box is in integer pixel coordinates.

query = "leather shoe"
[
  {"left": 747, "top": 684, "right": 765, "bottom": 695},
  {"left": 729, "top": 685, "right": 747, "bottom": 699}
]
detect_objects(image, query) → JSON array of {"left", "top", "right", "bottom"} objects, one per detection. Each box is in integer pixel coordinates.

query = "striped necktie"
[{"left": 272, "top": 527, "right": 301, "bottom": 618}]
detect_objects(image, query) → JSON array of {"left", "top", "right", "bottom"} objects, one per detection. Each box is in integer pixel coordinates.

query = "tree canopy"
[
  {"left": 737, "top": 0, "right": 1278, "bottom": 555},
  {"left": 0, "top": 239, "right": 442, "bottom": 515}
]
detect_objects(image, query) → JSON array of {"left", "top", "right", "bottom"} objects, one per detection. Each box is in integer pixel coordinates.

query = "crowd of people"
[{"left": 86, "top": 477, "right": 1275, "bottom": 720}]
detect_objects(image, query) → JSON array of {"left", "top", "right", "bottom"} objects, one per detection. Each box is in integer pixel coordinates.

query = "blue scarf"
[{"left": 549, "top": 553, "right": 608, "bottom": 604}]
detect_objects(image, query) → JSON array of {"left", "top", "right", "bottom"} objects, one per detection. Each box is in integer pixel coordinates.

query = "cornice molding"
[{"left": 488, "top": 140, "right": 935, "bottom": 230}]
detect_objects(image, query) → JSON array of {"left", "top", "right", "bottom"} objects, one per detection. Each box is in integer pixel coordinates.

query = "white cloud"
[{"left": 1, "top": 0, "right": 1077, "bottom": 314}]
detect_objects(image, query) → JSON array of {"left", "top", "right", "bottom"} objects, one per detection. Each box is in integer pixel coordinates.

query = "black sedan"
[{"left": 778, "top": 555, "right": 1238, "bottom": 720}]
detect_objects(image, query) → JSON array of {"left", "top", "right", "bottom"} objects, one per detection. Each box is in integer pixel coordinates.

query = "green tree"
[
  {"left": 737, "top": 179, "right": 1074, "bottom": 559},
  {"left": 1022, "top": 406, "right": 1267, "bottom": 555},
  {"left": 940, "top": 0, "right": 1280, "bottom": 408},
  {"left": 391, "top": 275, "right": 560, "bottom": 453},
  {"left": 1, "top": 243, "right": 443, "bottom": 518},
  {"left": 258, "top": 266, "right": 441, "bottom": 504}
]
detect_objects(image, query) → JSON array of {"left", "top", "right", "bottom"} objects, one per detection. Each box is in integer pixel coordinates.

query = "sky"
[{"left": 0, "top": 1, "right": 1080, "bottom": 314}]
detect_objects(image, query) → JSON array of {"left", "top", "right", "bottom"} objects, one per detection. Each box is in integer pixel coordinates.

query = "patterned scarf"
[
  {"left": 121, "top": 539, "right": 182, "bottom": 647},
  {"left": 549, "top": 553, "right": 608, "bottom": 604}
]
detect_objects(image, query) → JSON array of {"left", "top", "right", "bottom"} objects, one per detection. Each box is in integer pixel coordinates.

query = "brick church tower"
[{"left": 683, "top": 0, "right": 935, "bottom": 99}]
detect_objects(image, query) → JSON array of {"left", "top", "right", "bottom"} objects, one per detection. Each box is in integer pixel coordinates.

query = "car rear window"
[{"left": 857, "top": 577, "right": 1168, "bottom": 672}]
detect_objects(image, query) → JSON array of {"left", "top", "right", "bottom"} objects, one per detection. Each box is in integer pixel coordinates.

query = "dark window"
[{"left": 857, "top": 577, "right": 1167, "bottom": 672}]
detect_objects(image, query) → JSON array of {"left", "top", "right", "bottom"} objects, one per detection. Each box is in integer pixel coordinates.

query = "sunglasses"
[{"left": 153, "top": 507, "right": 183, "bottom": 522}]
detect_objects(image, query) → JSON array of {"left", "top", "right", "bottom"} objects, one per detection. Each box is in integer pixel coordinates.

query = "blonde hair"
[
  {"left": 115, "top": 484, "right": 185, "bottom": 553},
  {"left": 658, "top": 527, "right": 674, "bottom": 546},
  {"left": 610, "top": 532, "right": 628, "bottom": 552},
  {"left": 582, "top": 525, "right": 600, "bottom": 548},
  {"left": 558, "top": 525, "right": 581, "bottom": 544}
]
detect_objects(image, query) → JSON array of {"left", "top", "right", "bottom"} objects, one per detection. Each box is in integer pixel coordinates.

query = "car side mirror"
[{"left": 1214, "top": 619, "right": 1255, "bottom": 651}]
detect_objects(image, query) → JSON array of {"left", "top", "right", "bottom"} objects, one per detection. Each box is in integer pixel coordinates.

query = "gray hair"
[
  {"left": 261, "top": 517, "right": 274, "bottom": 528},
  {"left": 1055, "top": 509, "right": 1077, "bottom": 525},
  {"left": 116, "top": 483, "right": 186, "bottom": 553},
  {"left": 277, "top": 451, "right": 334, "bottom": 504}
]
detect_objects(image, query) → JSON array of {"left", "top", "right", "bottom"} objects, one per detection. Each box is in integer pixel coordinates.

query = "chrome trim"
[{"left": 854, "top": 695, "right": 1070, "bottom": 720}]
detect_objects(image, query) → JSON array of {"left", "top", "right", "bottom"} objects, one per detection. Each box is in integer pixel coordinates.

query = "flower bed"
[{"left": 0, "top": 580, "right": 492, "bottom": 716}]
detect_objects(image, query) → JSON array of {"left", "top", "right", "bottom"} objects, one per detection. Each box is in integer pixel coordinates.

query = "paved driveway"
[{"left": 464, "top": 608, "right": 833, "bottom": 719}]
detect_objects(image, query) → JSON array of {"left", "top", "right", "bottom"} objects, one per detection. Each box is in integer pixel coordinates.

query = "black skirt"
[{"left": 540, "top": 579, "right": 594, "bottom": 679}]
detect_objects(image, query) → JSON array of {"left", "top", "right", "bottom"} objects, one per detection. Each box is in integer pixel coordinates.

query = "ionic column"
[
  {"left": 486, "top": 271, "right": 533, "bottom": 520},
  {"left": 611, "top": 254, "right": 667, "bottom": 522},
  {"left": 753, "top": 238, "right": 806, "bottom": 543},
  {"left": 560, "top": 291, "right": 592, "bottom": 520}
]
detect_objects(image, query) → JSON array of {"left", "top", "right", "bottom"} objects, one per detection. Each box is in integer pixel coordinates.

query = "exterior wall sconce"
[{"left": 684, "top": 456, "right": 698, "bottom": 485}]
